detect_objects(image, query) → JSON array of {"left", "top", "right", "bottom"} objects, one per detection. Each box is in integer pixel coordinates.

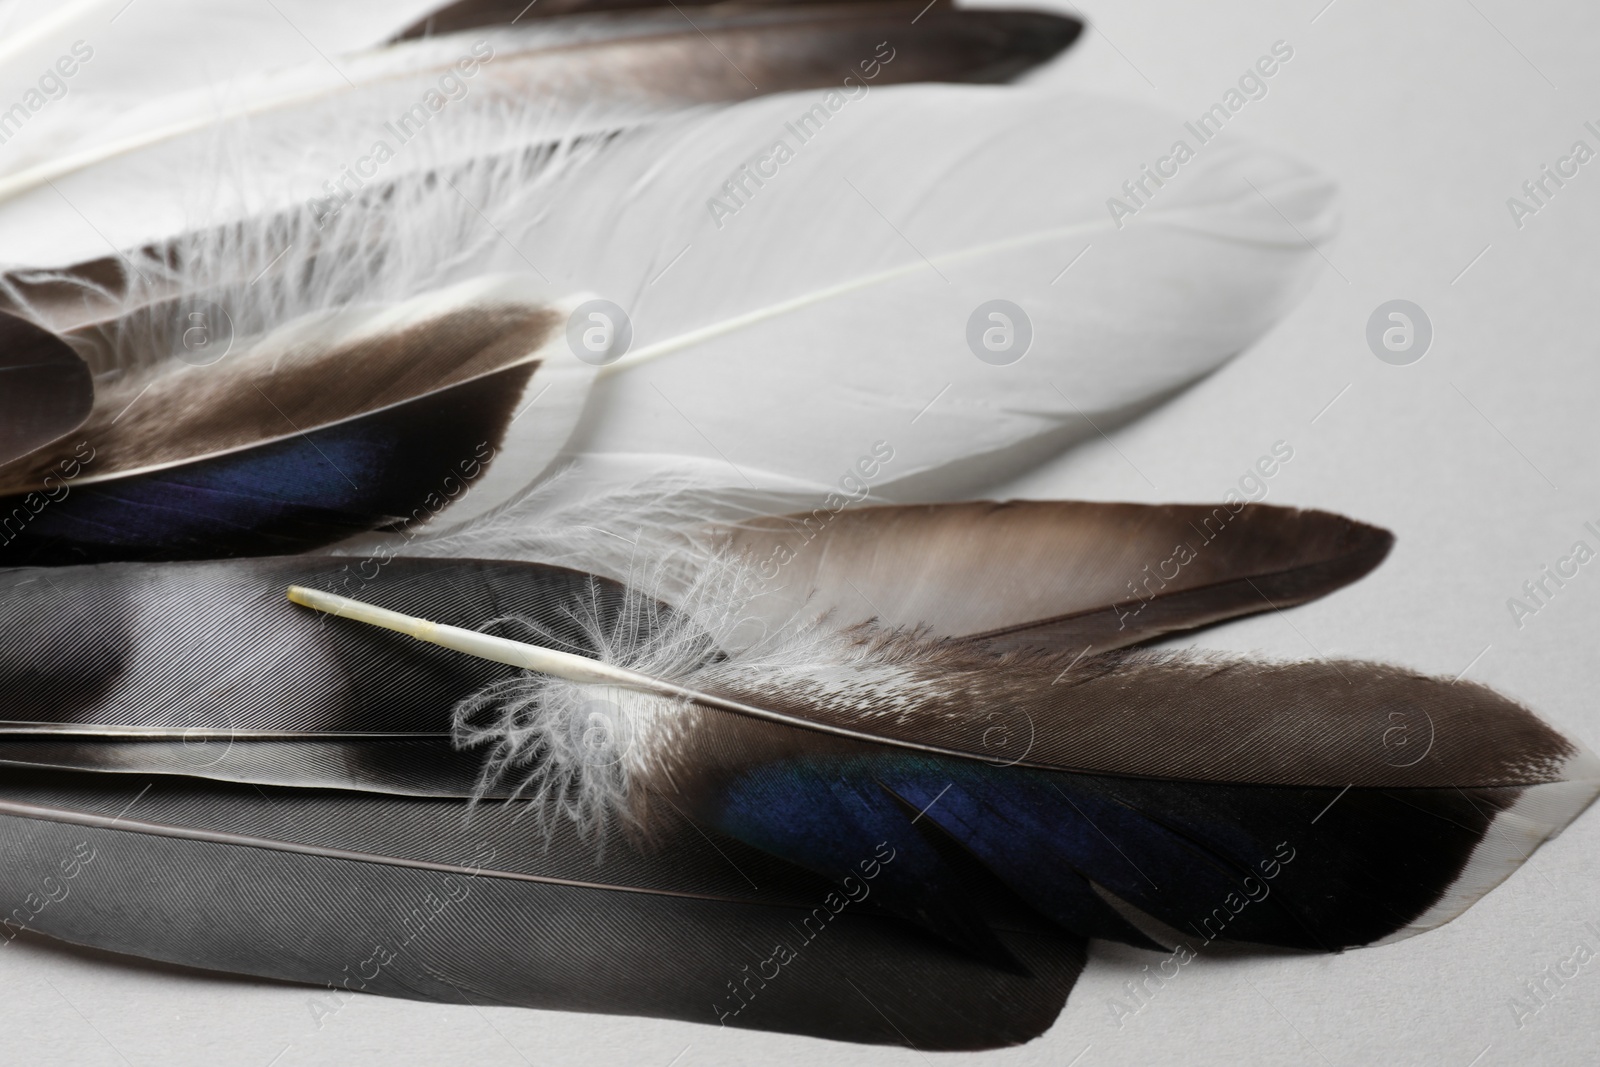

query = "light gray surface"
[{"left": 6, "top": 1, "right": 1600, "bottom": 1064}]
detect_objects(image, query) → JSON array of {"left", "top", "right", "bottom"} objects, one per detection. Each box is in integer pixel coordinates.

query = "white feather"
[
  {"left": 0, "top": 27, "right": 667, "bottom": 269},
  {"left": 530, "top": 84, "right": 1337, "bottom": 499},
  {"left": 2, "top": 64, "right": 1337, "bottom": 526},
  {"left": 325, "top": 83, "right": 1340, "bottom": 531},
  {"left": 0, "top": 0, "right": 449, "bottom": 158}
]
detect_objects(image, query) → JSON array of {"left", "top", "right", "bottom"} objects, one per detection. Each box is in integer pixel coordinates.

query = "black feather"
[{"left": 0, "top": 767, "right": 1083, "bottom": 1048}]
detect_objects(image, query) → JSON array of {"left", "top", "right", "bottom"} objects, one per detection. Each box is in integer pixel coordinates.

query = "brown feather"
[
  {"left": 392, "top": 0, "right": 974, "bottom": 37},
  {"left": 0, "top": 311, "right": 93, "bottom": 469},
  {"left": 717, "top": 500, "right": 1395, "bottom": 653},
  {"left": 389, "top": 0, "right": 1082, "bottom": 81},
  {"left": 0, "top": 296, "right": 561, "bottom": 497},
  {"left": 385, "top": 4, "right": 1083, "bottom": 121},
  {"left": 679, "top": 641, "right": 1581, "bottom": 790}
]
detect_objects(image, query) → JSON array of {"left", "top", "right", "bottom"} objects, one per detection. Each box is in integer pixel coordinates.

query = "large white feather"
[
  {"left": 531, "top": 84, "right": 1337, "bottom": 500},
  {"left": 0, "top": 68, "right": 1336, "bottom": 530}
]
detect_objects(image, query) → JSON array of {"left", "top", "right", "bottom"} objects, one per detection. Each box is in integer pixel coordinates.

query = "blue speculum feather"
[
  {"left": 9, "top": 428, "right": 387, "bottom": 560},
  {"left": 0, "top": 366, "right": 530, "bottom": 564},
  {"left": 711, "top": 754, "right": 1507, "bottom": 956}
]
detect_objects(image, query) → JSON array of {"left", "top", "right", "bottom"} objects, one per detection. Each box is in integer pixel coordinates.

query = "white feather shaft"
[
  {"left": 286, "top": 585, "right": 658, "bottom": 690},
  {"left": 284, "top": 584, "right": 1031, "bottom": 766}
]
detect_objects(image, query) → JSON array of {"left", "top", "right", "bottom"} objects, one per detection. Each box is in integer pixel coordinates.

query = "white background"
[{"left": 6, "top": 0, "right": 1600, "bottom": 1064}]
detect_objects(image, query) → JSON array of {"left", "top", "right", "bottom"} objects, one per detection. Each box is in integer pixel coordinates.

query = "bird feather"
[
  {"left": 0, "top": 767, "right": 1084, "bottom": 1047},
  {"left": 0, "top": 508, "right": 1588, "bottom": 1026},
  {"left": 0, "top": 308, "right": 92, "bottom": 466},
  {"left": 0, "top": 5, "right": 1564, "bottom": 1049},
  {"left": 0, "top": 2, "right": 1079, "bottom": 265},
  {"left": 2, "top": 79, "right": 1337, "bottom": 561}
]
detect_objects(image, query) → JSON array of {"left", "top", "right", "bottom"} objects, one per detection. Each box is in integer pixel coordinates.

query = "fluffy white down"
[{"left": 446, "top": 535, "right": 928, "bottom": 841}]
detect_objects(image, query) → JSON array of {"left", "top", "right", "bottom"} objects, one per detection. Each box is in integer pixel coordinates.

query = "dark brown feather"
[
  {"left": 390, "top": 0, "right": 1082, "bottom": 81},
  {"left": 429, "top": 5, "right": 1081, "bottom": 111},
  {"left": 0, "top": 301, "right": 559, "bottom": 497},
  {"left": 0, "top": 311, "right": 93, "bottom": 469},
  {"left": 681, "top": 642, "right": 1581, "bottom": 790},
  {"left": 717, "top": 500, "right": 1395, "bottom": 653},
  {"left": 392, "top": 0, "right": 969, "bottom": 37}
]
